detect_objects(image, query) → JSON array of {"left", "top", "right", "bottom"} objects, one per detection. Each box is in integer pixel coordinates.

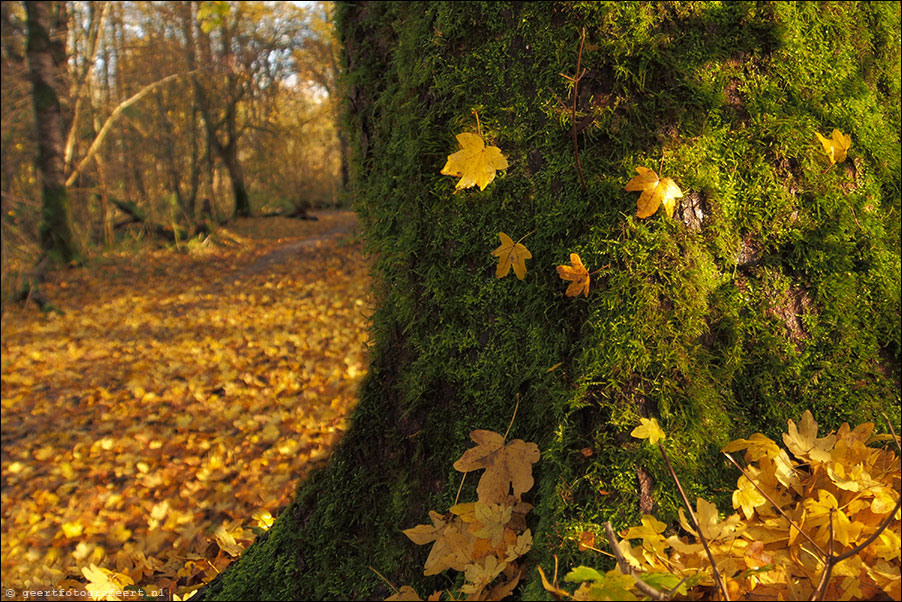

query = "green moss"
[{"left": 204, "top": 2, "right": 900, "bottom": 600}]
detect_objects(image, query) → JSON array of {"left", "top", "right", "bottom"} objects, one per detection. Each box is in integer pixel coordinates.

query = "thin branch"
[
  {"left": 561, "top": 27, "right": 587, "bottom": 192},
  {"left": 503, "top": 393, "right": 521, "bottom": 441},
  {"left": 812, "top": 510, "right": 837, "bottom": 601},
  {"left": 882, "top": 413, "right": 901, "bottom": 453},
  {"left": 368, "top": 566, "right": 400, "bottom": 595},
  {"left": 66, "top": 70, "right": 198, "bottom": 188},
  {"left": 659, "top": 443, "right": 730, "bottom": 601},
  {"left": 64, "top": 1, "right": 108, "bottom": 170},
  {"left": 452, "top": 472, "right": 466, "bottom": 507},
  {"left": 603, "top": 522, "right": 669, "bottom": 601}
]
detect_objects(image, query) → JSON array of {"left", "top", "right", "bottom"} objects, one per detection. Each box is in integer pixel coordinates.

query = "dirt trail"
[{"left": 232, "top": 210, "right": 360, "bottom": 280}]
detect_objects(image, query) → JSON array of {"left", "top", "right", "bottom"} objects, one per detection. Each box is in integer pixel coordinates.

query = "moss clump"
[{"left": 202, "top": 2, "right": 900, "bottom": 599}]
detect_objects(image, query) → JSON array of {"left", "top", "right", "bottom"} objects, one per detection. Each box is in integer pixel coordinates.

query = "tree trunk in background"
[
  {"left": 197, "top": 3, "right": 900, "bottom": 600},
  {"left": 25, "top": 0, "right": 78, "bottom": 265}
]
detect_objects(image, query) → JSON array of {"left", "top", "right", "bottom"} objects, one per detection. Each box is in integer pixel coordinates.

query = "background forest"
[
  {"left": 2, "top": 1, "right": 366, "bottom": 599},
  {"left": 1, "top": 0, "right": 345, "bottom": 302}
]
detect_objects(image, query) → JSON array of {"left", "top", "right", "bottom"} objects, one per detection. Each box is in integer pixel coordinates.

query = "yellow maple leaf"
[
  {"left": 623, "top": 515, "right": 669, "bottom": 563},
  {"left": 461, "top": 555, "right": 508, "bottom": 595},
  {"left": 491, "top": 232, "right": 531, "bottom": 280},
  {"left": 440, "top": 132, "right": 508, "bottom": 192},
  {"left": 556, "top": 253, "right": 590, "bottom": 297},
  {"left": 816, "top": 128, "right": 851, "bottom": 166},
  {"left": 452, "top": 500, "right": 512, "bottom": 547},
  {"left": 679, "top": 497, "right": 742, "bottom": 542},
  {"left": 453, "top": 430, "right": 540, "bottom": 504},
  {"left": 630, "top": 417, "right": 666, "bottom": 445},
  {"left": 804, "top": 489, "right": 857, "bottom": 547},
  {"left": 403, "top": 511, "right": 473, "bottom": 575},
  {"left": 214, "top": 524, "right": 246, "bottom": 557},
  {"left": 81, "top": 563, "right": 134, "bottom": 601},
  {"left": 625, "top": 166, "right": 683, "bottom": 218},
  {"left": 722, "top": 432, "right": 782, "bottom": 461},
  {"left": 783, "top": 410, "right": 836, "bottom": 463},
  {"left": 733, "top": 475, "right": 767, "bottom": 519}
]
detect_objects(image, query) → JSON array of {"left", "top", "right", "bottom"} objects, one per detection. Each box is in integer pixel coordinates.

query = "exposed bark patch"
[
  {"left": 678, "top": 190, "right": 708, "bottom": 231},
  {"left": 736, "top": 232, "right": 761, "bottom": 267},
  {"left": 636, "top": 466, "right": 655, "bottom": 514},
  {"left": 769, "top": 285, "right": 814, "bottom": 350}
]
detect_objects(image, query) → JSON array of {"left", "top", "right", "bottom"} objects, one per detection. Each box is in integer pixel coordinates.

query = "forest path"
[{"left": 0, "top": 210, "right": 371, "bottom": 599}]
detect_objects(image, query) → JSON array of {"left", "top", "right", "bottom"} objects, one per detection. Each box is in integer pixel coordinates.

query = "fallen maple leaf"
[
  {"left": 556, "top": 253, "right": 590, "bottom": 297},
  {"left": 625, "top": 166, "right": 683, "bottom": 219},
  {"left": 816, "top": 128, "right": 851, "bottom": 166},
  {"left": 453, "top": 430, "right": 540, "bottom": 504},
  {"left": 403, "top": 511, "right": 473, "bottom": 575},
  {"left": 440, "top": 132, "right": 508, "bottom": 192},
  {"left": 630, "top": 417, "right": 666, "bottom": 445},
  {"left": 491, "top": 232, "right": 531, "bottom": 280},
  {"left": 783, "top": 410, "right": 835, "bottom": 463},
  {"left": 678, "top": 498, "right": 743, "bottom": 543},
  {"left": 82, "top": 563, "right": 134, "bottom": 601}
]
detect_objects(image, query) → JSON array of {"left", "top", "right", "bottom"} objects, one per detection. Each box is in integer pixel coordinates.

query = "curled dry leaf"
[{"left": 556, "top": 253, "right": 590, "bottom": 297}]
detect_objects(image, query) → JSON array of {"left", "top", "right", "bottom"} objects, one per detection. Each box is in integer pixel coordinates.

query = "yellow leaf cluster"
[
  {"left": 543, "top": 411, "right": 901, "bottom": 601},
  {"left": 398, "top": 427, "right": 539, "bottom": 601}
]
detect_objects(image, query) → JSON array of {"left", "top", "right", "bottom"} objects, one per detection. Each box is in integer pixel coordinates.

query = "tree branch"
[{"left": 65, "top": 70, "right": 197, "bottom": 188}]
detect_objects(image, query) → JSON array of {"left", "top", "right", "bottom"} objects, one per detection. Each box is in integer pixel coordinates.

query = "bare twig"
[
  {"left": 452, "top": 472, "right": 467, "bottom": 507},
  {"left": 503, "top": 393, "right": 521, "bottom": 441},
  {"left": 882, "top": 413, "right": 901, "bottom": 453},
  {"left": 659, "top": 443, "right": 730, "bottom": 601},
  {"left": 811, "top": 509, "right": 837, "bottom": 601},
  {"left": 368, "top": 566, "right": 400, "bottom": 595},
  {"left": 603, "top": 522, "right": 669, "bottom": 600},
  {"left": 560, "top": 27, "right": 588, "bottom": 192}
]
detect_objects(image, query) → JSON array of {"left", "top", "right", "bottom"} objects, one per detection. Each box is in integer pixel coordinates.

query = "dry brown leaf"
[{"left": 453, "top": 430, "right": 540, "bottom": 504}]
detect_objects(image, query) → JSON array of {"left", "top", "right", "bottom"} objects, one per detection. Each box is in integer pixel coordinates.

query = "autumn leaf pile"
[
  {"left": 544, "top": 412, "right": 901, "bottom": 601},
  {"left": 391, "top": 426, "right": 540, "bottom": 601},
  {"left": 0, "top": 212, "right": 371, "bottom": 600}
]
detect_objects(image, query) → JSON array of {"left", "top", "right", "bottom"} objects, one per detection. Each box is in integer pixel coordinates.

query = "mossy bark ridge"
[{"left": 198, "top": 2, "right": 900, "bottom": 599}]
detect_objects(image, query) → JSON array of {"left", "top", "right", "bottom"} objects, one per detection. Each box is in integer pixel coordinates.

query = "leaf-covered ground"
[{"left": 1, "top": 211, "right": 371, "bottom": 600}]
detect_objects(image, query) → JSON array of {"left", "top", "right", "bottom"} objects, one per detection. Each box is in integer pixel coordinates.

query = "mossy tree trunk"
[
  {"left": 198, "top": 2, "right": 900, "bottom": 600},
  {"left": 25, "top": 0, "right": 79, "bottom": 265}
]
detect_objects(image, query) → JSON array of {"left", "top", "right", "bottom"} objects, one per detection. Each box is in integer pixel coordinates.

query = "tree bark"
[
  {"left": 195, "top": 3, "right": 901, "bottom": 600},
  {"left": 25, "top": 0, "right": 78, "bottom": 265}
]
